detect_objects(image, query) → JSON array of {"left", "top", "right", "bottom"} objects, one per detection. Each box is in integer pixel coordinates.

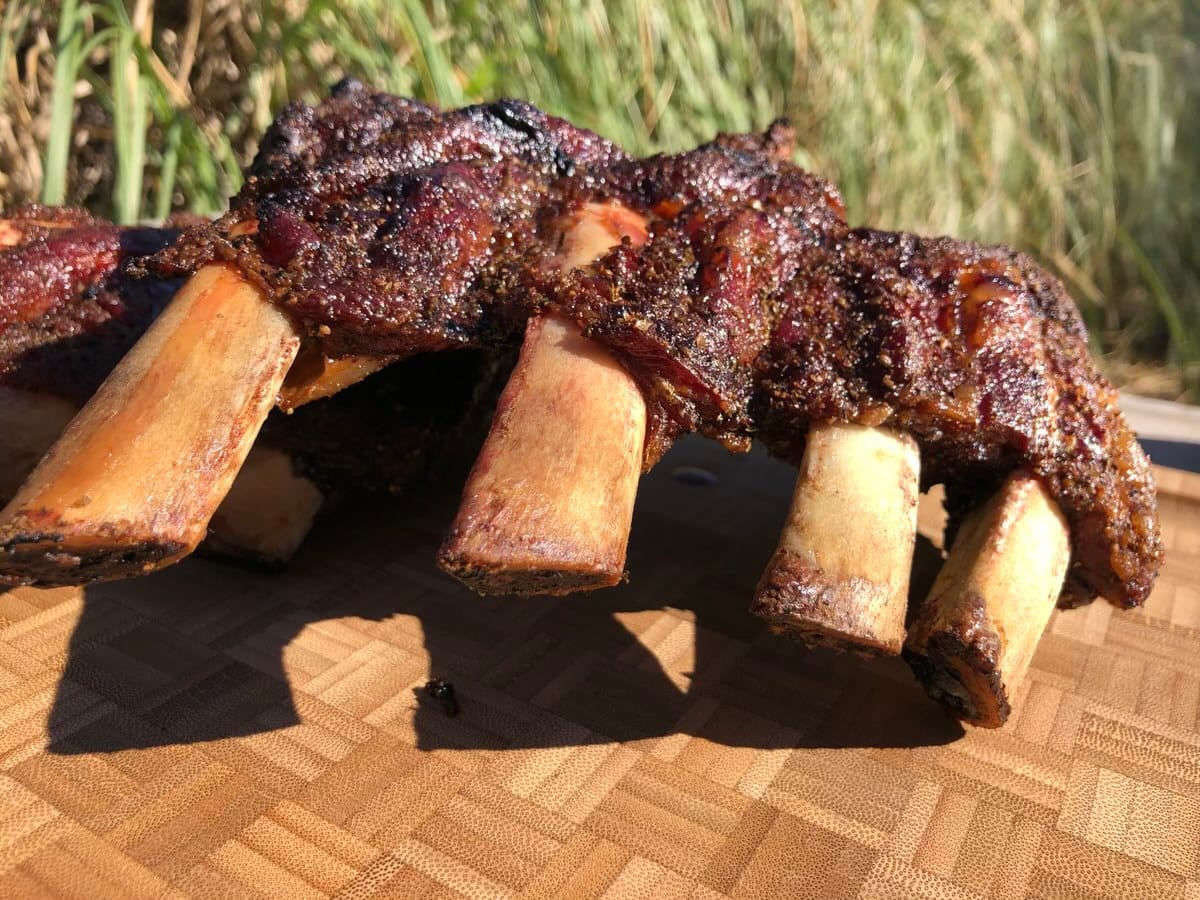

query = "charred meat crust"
[
  {"left": 150, "top": 85, "right": 844, "bottom": 465},
  {"left": 753, "top": 230, "right": 1161, "bottom": 609}
]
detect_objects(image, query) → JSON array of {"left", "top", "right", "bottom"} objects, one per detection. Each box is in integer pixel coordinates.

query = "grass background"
[{"left": 1, "top": 1, "right": 1197, "bottom": 397}]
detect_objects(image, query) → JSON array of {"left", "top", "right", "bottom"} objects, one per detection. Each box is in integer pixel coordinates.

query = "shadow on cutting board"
[{"left": 42, "top": 438, "right": 963, "bottom": 757}]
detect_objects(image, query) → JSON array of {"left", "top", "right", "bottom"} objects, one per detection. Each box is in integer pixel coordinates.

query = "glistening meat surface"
[
  {"left": 153, "top": 81, "right": 847, "bottom": 458},
  {"left": 148, "top": 85, "right": 1162, "bottom": 610}
]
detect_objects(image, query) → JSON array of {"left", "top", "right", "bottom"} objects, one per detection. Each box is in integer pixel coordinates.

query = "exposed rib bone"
[
  {"left": 903, "top": 471, "right": 1070, "bottom": 727},
  {"left": 439, "top": 203, "right": 649, "bottom": 594},
  {"left": 752, "top": 423, "right": 920, "bottom": 655},
  {"left": 0, "top": 385, "right": 324, "bottom": 566},
  {"left": 0, "top": 264, "right": 301, "bottom": 585},
  {"left": 2, "top": 215, "right": 321, "bottom": 566}
]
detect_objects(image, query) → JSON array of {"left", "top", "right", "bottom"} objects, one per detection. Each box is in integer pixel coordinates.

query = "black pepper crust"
[
  {"left": 151, "top": 82, "right": 847, "bottom": 461},
  {"left": 143, "top": 85, "right": 1163, "bottom": 609},
  {"left": 150, "top": 79, "right": 630, "bottom": 360}
]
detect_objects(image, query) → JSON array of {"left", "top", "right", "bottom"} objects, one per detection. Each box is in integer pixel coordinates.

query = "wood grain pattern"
[{"left": 0, "top": 437, "right": 1196, "bottom": 899}]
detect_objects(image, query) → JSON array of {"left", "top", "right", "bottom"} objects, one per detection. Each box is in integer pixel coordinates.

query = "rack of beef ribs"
[{"left": 0, "top": 81, "right": 1163, "bottom": 727}]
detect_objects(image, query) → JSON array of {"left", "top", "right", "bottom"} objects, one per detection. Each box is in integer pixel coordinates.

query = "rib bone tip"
[
  {"left": 753, "top": 422, "right": 920, "bottom": 656},
  {"left": 437, "top": 546, "right": 624, "bottom": 597},
  {"left": 904, "top": 471, "right": 1070, "bottom": 728}
]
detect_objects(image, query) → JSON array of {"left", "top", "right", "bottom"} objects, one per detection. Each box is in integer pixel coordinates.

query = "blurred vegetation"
[{"left": 0, "top": 0, "right": 1197, "bottom": 396}]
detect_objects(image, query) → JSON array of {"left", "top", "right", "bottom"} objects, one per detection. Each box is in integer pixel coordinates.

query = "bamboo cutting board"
[{"left": 0, "top": 437, "right": 1197, "bottom": 899}]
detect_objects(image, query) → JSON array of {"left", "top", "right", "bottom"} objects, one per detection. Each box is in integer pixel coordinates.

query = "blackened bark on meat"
[
  {"left": 150, "top": 84, "right": 629, "bottom": 360},
  {"left": 151, "top": 86, "right": 846, "bottom": 463}
]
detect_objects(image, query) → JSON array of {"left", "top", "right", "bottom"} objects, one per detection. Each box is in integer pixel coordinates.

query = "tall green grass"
[{"left": 1, "top": 0, "right": 1197, "bottom": 391}]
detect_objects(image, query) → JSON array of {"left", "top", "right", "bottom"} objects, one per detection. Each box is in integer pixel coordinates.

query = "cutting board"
[{"left": 0, "top": 437, "right": 1197, "bottom": 899}]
